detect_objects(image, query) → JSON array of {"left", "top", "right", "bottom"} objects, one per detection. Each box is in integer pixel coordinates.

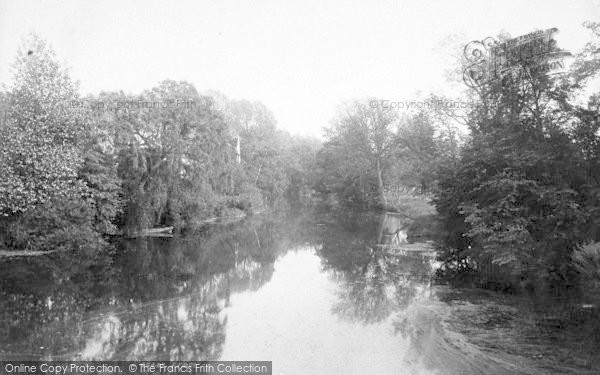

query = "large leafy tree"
[
  {"left": 91, "top": 81, "right": 234, "bottom": 234},
  {"left": 391, "top": 112, "right": 442, "bottom": 192},
  {"left": 0, "top": 35, "right": 86, "bottom": 215},
  {"left": 316, "top": 100, "right": 453, "bottom": 208},
  {"left": 0, "top": 35, "right": 120, "bottom": 254},
  {"left": 319, "top": 100, "right": 400, "bottom": 207}
]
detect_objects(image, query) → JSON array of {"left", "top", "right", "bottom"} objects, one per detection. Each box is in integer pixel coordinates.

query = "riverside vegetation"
[
  {"left": 0, "top": 35, "right": 320, "bottom": 251},
  {"left": 1, "top": 25, "right": 600, "bottom": 319}
]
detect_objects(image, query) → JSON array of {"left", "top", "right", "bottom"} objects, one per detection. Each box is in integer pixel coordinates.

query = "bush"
[
  {"left": 231, "top": 183, "right": 264, "bottom": 213},
  {"left": 6, "top": 197, "right": 108, "bottom": 255},
  {"left": 573, "top": 242, "right": 600, "bottom": 302}
]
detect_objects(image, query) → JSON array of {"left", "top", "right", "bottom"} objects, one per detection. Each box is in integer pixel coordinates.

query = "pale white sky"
[{"left": 0, "top": 0, "right": 598, "bottom": 138}]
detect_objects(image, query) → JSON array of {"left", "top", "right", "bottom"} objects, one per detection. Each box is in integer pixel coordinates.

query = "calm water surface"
[{"left": 1, "top": 210, "right": 598, "bottom": 374}]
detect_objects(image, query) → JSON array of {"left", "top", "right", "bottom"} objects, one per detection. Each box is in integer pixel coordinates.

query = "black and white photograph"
[{"left": 0, "top": 1, "right": 599, "bottom": 374}]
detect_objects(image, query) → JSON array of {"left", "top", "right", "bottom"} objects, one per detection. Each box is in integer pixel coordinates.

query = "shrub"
[
  {"left": 573, "top": 242, "right": 600, "bottom": 302},
  {"left": 6, "top": 197, "right": 108, "bottom": 255}
]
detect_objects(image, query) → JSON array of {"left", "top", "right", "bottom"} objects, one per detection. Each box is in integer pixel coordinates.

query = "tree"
[
  {"left": 90, "top": 82, "right": 235, "bottom": 234},
  {"left": 213, "top": 93, "right": 320, "bottom": 210},
  {"left": 316, "top": 100, "right": 455, "bottom": 209},
  {"left": 392, "top": 112, "right": 440, "bottom": 192},
  {"left": 571, "top": 22, "right": 600, "bottom": 86},
  {"left": 0, "top": 34, "right": 86, "bottom": 215},
  {"left": 0, "top": 34, "right": 119, "bottom": 254},
  {"left": 320, "top": 100, "right": 400, "bottom": 207}
]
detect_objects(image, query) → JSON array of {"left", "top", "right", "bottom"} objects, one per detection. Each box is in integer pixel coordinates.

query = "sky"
[{"left": 0, "top": 0, "right": 599, "bottom": 138}]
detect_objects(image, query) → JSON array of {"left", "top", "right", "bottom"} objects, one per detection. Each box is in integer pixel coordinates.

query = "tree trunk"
[
  {"left": 376, "top": 157, "right": 387, "bottom": 208},
  {"left": 254, "top": 164, "right": 262, "bottom": 185}
]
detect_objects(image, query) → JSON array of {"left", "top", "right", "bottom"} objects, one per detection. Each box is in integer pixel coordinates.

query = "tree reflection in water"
[
  {"left": 318, "top": 212, "right": 436, "bottom": 324},
  {"left": 0, "top": 212, "right": 318, "bottom": 360}
]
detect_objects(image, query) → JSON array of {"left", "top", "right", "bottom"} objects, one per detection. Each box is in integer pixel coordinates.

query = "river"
[{"left": 1, "top": 209, "right": 598, "bottom": 374}]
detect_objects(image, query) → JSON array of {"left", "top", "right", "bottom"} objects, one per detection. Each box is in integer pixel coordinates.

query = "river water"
[{"left": 1, "top": 210, "right": 598, "bottom": 374}]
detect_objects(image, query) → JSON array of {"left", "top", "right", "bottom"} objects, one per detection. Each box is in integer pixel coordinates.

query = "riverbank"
[
  {"left": 385, "top": 195, "right": 600, "bottom": 373},
  {"left": 0, "top": 208, "right": 250, "bottom": 257},
  {"left": 413, "top": 287, "right": 600, "bottom": 374}
]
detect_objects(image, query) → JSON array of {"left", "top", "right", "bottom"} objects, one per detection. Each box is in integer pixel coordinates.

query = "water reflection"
[
  {"left": 5, "top": 210, "right": 567, "bottom": 374},
  {"left": 0, "top": 213, "right": 318, "bottom": 361},
  {"left": 319, "top": 212, "right": 436, "bottom": 324},
  {"left": 220, "top": 249, "right": 419, "bottom": 374},
  {"left": 219, "top": 211, "right": 440, "bottom": 375}
]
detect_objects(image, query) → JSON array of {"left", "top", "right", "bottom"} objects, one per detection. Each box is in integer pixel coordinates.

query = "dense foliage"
[
  {"left": 433, "top": 23, "right": 600, "bottom": 295},
  {"left": 314, "top": 100, "right": 459, "bottom": 209},
  {"left": 313, "top": 24, "right": 600, "bottom": 299},
  {"left": 0, "top": 35, "right": 320, "bottom": 250}
]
